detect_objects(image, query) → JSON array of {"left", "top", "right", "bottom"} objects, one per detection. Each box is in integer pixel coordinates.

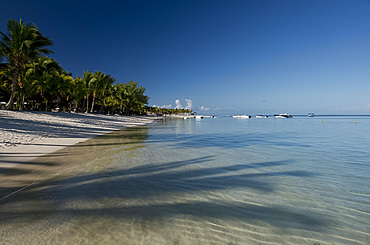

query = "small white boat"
[
  {"left": 308, "top": 113, "right": 315, "bottom": 117},
  {"left": 233, "top": 115, "right": 251, "bottom": 118},
  {"left": 274, "top": 113, "right": 293, "bottom": 118},
  {"left": 256, "top": 115, "right": 268, "bottom": 118}
]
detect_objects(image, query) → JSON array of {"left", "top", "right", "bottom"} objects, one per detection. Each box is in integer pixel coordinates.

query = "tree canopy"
[{"left": 0, "top": 19, "right": 52, "bottom": 109}]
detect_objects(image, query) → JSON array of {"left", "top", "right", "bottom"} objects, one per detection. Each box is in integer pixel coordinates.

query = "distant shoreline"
[
  {"left": 163, "top": 114, "right": 370, "bottom": 118},
  {"left": 288, "top": 114, "right": 370, "bottom": 117}
]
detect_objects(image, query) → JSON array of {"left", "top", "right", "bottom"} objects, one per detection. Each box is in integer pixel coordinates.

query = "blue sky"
[{"left": 1, "top": 0, "right": 370, "bottom": 115}]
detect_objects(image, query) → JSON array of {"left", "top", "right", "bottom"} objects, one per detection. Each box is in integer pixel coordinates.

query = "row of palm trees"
[{"left": 0, "top": 19, "right": 151, "bottom": 115}]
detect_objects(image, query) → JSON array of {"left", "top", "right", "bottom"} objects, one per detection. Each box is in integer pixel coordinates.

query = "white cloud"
[
  {"left": 199, "top": 106, "right": 210, "bottom": 111},
  {"left": 174, "top": 99, "right": 193, "bottom": 109},
  {"left": 185, "top": 98, "right": 193, "bottom": 110},
  {"left": 175, "top": 99, "right": 182, "bottom": 109}
]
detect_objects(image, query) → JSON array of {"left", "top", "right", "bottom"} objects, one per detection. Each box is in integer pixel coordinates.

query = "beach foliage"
[
  {"left": 124, "top": 81, "right": 149, "bottom": 115},
  {"left": 70, "top": 71, "right": 149, "bottom": 115},
  {"left": 24, "top": 56, "right": 64, "bottom": 110},
  {"left": 145, "top": 106, "right": 192, "bottom": 115},
  {"left": 0, "top": 19, "right": 52, "bottom": 109}
]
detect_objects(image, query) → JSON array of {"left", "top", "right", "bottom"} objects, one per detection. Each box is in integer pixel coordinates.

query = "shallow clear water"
[{"left": 1, "top": 116, "right": 369, "bottom": 244}]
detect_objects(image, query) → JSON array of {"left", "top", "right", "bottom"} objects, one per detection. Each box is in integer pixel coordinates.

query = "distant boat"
[
  {"left": 308, "top": 113, "right": 315, "bottom": 117},
  {"left": 233, "top": 115, "right": 251, "bottom": 118},
  {"left": 185, "top": 115, "right": 214, "bottom": 119},
  {"left": 274, "top": 113, "right": 293, "bottom": 118},
  {"left": 256, "top": 115, "right": 268, "bottom": 118}
]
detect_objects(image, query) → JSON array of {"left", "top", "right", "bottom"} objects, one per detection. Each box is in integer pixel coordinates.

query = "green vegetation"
[
  {"left": 145, "top": 106, "right": 192, "bottom": 115},
  {"left": 0, "top": 19, "right": 182, "bottom": 115},
  {"left": 0, "top": 19, "right": 52, "bottom": 110}
]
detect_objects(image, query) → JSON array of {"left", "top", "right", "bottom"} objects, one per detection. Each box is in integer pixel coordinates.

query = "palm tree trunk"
[
  {"left": 82, "top": 96, "right": 86, "bottom": 112},
  {"left": 40, "top": 90, "right": 45, "bottom": 111},
  {"left": 99, "top": 101, "right": 104, "bottom": 114},
  {"left": 90, "top": 91, "right": 96, "bottom": 113},
  {"left": 86, "top": 94, "right": 90, "bottom": 113},
  {"left": 99, "top": 92, "right": 105, "bottom": 114},
  {"left": 4, "top": 69, "right": 18, "bottom": 110},
  {"left": 18, "top": 93, "right": 25, "bottom": 111},
  {"left": 45, "top": 98, "right": 48, "bottom": 111}
]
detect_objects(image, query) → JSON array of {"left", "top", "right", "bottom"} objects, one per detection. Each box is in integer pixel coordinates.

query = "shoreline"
[{"left": 0, "top": 110, "right": 158, "bottom": 169}]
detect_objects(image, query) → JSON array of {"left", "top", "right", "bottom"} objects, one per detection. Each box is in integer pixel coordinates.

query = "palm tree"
[
  {"left": 0, "top": 62, "right": 13, "bottom": 104},
  {"left": 113, "top": 82, "right": 125, "bottom": 114},
  {"left": 122, "top": 81, "right": 149, "bottom": 115},
  {"left": 85, "top": 71, "right": 115, "bottom": 113},
  {"left": 82, "top": 70, "right": 96, "bottom": 113},
  {"left": 0, "top": 45, "right": 5, "bottom": 71},
  {"left": 0, "top": 19, "right": 52, "bottom": 109},
  {"left": 89, "top": 71, "right": 102, "bottom": 113},
  {"left": 103, "top": 83, "right": 120, "bottom": 114},
  {"left": 25, "top": 56, "right": 62, "bottom": 110},
  {"left": 70, "top": 76, "right": 86, "bottom": 112},
  {"left": 98, "top": 73, "right": 114, "bottom": 113},
  {"left": 55, "top": 71, "right": 73, "bottom": 111}
]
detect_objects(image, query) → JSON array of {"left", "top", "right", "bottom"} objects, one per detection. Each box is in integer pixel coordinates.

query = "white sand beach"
[
  {"left": 0, "top": 110, "right": 158, "bottom": 201},
  {"left": 0, "top": 110, "right": 157, "bottom": 168}
]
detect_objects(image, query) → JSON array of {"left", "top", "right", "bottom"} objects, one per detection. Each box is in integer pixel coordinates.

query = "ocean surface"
[{"left": 1, "top": 116, "right": 369, "bottom": 244}]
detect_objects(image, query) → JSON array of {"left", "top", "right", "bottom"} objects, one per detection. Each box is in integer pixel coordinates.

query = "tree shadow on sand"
[
  {"left": 0, "top": 154, "right": 327, "bottom": 233},
  {"left": 0, "top": 111, "right": 150, "bottom": 139}
]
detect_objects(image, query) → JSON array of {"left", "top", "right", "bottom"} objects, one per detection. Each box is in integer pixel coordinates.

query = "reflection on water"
[{"left": 1, "top": 118, "right": 370, "bottom": 244}]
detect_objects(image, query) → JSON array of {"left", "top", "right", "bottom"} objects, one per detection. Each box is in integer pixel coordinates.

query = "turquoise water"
[{"left": 1, "top": 116, "right": 369, "bottom": 244}]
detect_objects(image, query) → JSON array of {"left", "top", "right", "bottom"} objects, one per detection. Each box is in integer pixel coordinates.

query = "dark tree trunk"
[{"left": 4, "top": 69, "right": 18, "bottom": 110}]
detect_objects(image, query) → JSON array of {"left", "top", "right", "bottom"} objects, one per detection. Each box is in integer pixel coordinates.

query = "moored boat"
[
  {"left": 274, "top": 113, "right": 293, "bottom": 118},
  {"left": 256, "top": 115, "right": 268, "bottom": 118},
  {"left": 233, "top": 115, "right": 251, "bottom": 118}
]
